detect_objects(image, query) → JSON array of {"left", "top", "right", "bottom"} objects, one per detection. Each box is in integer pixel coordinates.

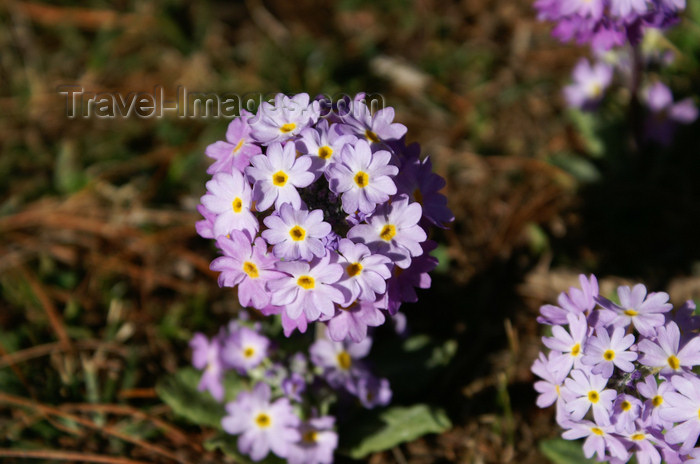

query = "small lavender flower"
[
  {"left": 542, "top": 313, "right": 589, "bottom": 374},
  {"left": 221, "top": 326, "right": 270, "bottom": 374},
  {"left": 246, "top": 142, "right": 315, "bottom": 211},
  {"left": 564, "top": 58, "right": 613, "bottom": 110},
  {"left": 348, "top": 194, "right": 426, "bottom": 269},
  {"left": 623, "top": 426, "right": 663, "bottom": 464},
  {"left": 637, "top": 374, "right": 673, "bottom": 428},
  {"left": 190, "top": 333, "right": 225, "bottom": 401},
  {"left": 581, "top": 326, "right": 637, "bottom": 378},
  {"left": 249, "top": 93, "right": 321, "bottom": 144},
  {"left": 356, "top": 375, "right": 392, "bottom": 409},
  {"left": 326, "top": 299, "right": 386, "bottom": 343},
  {"left": 660, "top": 374, "right": 700, "bottom": 453},
  {"left": 644, "top": 81, "right": 698, "bottom": 146},
  {"left": 327, "top": 139, "right": 398, "bottom": 215},
  {"left": 281, "top": 372, "right": 306, "bottom": 402},
  {"left": 597, "top": 283, "right": 672, "bottom": 337},
  {"left": 205, "top": 110, "right": 261, "bottom": 174},
  {"left": 336, "top": 238, "right": 392, "bottom": 303},
  {"left": 537, "top": 274, "right": 599, "bottom": 325},
  {"left": 639, "top": 321, "right": 700, "bottom": 375},
  {"left": 287, "top": 416, "right": 339, "bottom": 464},
  {"left": 611, "top": 394, "right": 642, "bottom": 434},
  {"left": 201, "top": 170, "right": 258, "bottom": 240},
  {"left": 262, "top": 204, "right": 331, "bottom": 261},
  {"left": 222, "top": 382, "right": 300, "bottom": 461},
  {"left": 310, "top": 337, "right": 372, "bottom": 393},
  {"left": 564, "top": 368, "right": 617, "bottom": 424},
  {"left": 335, "top": 100, "right": 407, "bottom": 145},
  {"left": 380, "top": 240, "right": 438, "bottom": 315},
  {"left": 210, "top": 232, "right": 283, "bottom": 310},
  {"left": 561, "top": 419, "right": 629, "bottom": 461},
  {"left": 296, "top": 119, "right": 357, "bottom": 175},
  {"left": 394, "top": 154, "right": 454, "bottom": 228}
]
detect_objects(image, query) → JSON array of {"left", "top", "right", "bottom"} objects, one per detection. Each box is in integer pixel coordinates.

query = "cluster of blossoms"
[
  {"left": 536, "top": 0, "right": 697, "bottom": 145},
  {"left": 532, "top": 274, "right": 700, "bottom": 463},
  {"left": 190, "top": 317, "right": 391, "bottom": 463},
  {"left": 196, "top": 93, "right": 452, "bottom": 342}
]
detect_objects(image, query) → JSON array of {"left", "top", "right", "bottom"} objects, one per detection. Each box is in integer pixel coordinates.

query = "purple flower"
[
  {"left": 356, "top": 375, "right": 392, "bottom": 409},
  {"left": 200, "top": 170, "right": 258, "bottom": 240},
  {"left": 246, "top": 142, "right": 315, "bottom": 211},
  {"left": 611, "top": 393, "right": 642, "bottom": 434},
  {"left": 249, "top": 93, "right": 321, "bottom": 144},
  {"left": 190, "top": 333, "right": 225, "bottom": 401},
  {"left": 210, "top": 232, "right": 283, "bottom": 309},
  {"left": 636, "top": 374, "right": 673, "bottom": 428},
  {"left": 537, "top": 274, "right": 599, "bottom": 325},
  {"left": 644, "top": 82, "right": 698, "bottom": 146},
  {"left": 563, "top": 58, "right": 613, "bottom": 110},
  {"left": 638, "top": 321, "right": 700, "bottom": 375},
  {"left": 532, "top": 351, "right": 570, "bottom": 409},
  {"left": 205, "top": 110, "right": 261, "bottom": 174},
  {"left": 335, "top": 100, "right": 407, "bottom": 144},
  {"left": 623, "top": 427, "right": 662, "bottom": 464},
  {"left": 394, "top": 155, "right": 453, "bottom": 228},
  {"left": 309, "top": 337, "right": 372, "bottom": 392},
  {"left": 581, "top": 326, "right": 637, "bottom": 378},
  {"left": 610, "top": 0, "right": 648, "bottom": 17},
  {"left": 262, "top": 204, "right": 331, "bottom": 260},
  {"left": 596, "top": 283, "right": 672, "bottom": 337},
  {"left": 564, "top": 368, "right": 617, "bottom": 424},
  {"left": 296, "top": 119, "right": 357, "bottom": 175},
  {"left": 281, "top": 372, "right": 306, "bottom": 402},
  {"left": 268, "top": 254, "right": 347, "bottom": 322},
  {"left": 327, "top": 139, "right": 398, "bottom": 214},
  {"left": 221, "top": 326, "right": 270, "bottom": 374},
  {"left": 222, "top": 382, "right": 301, "bottom": 461},
  {"left": 660, "top": 374, "right": 700, "bottom": 453},
  {"left": 326, "top": 299, "right": 386, "bottom": 343},
  {"left": 348, "top": 194, "right": 426, "bottom": 269},
  {"left": 287, "top": 416, "right": 338, "bottom": 464},
  {"left": 561, "top": 419, "right": 629, "bottom": 461},
  {"left": 380, "top": 239, "right": 438, "bottom": 315},
  {"left": 195, "top": 204, "right": 216, "bottom": 239},
  {"left": 336, "top": 238, "right": 392, "bottom": 303},
  {"left": 542, "top": 313, "right": 589, "bottom": 374}
]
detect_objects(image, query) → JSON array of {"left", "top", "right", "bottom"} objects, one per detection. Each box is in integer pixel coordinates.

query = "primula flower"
[
  {"left": 249, "top": 93, "right": 321, "bottom": 144},
  {"left": 394, "top": 154, "right": 454, "bottom": 228},
  {"left": 542, "top": 313, "right": 589, "bottom": 374},
  {"left": 246, "top": 142, "right": 315, "bottom": 211},
  {"left": 356, "top": 375, "right": 392, "bottom": 409},
  {"left": 205, "top": 110, "right": 261, "bottom": 174},
  {"left": 581, "top": 326, "right": 637, "bottom": 378},
  {"left": 327, "top": 139, "right": 398, "bottom": 215},
  {"left": 611, "top": 394, "right": 642, "bottom": 434},
  {"left": 380, "top": 239, "right": 438, "bottom": 315},
  {"left": 564, "top": 368, "right": 617, "bottom": 424},
  {"left": 267, "top": 254, "right": 347, "bottom": 322},
  {"left": 561, "top": 419, "right": 629, "bottom": 461},
  {"left": 636, "top": 375, "right": 673, "bottom": 429},
  {"left": 532, "top": 351, "right": 570, "bottom": 413},
  {"left": 623, "top": 426, "right": 663, "bottom": 464},
  {"left": 281, "top": 372, "right": 306, "bottom": 402},
  {"left": 563, "top": 58, "right": 613, "bottom": 110},
  {"left": 348, "top": 194, "right": 426, "bottom": 269},
  {"left": 538, "top": 274, "right": 599, "bottom": 325},
  {"left": 638, "top": 321, "right": 700, "bottom": 375},
  {"left": 326, "top": 299, "right": 386, "bottom": 343},
  {"left": 222, "top": 382, "right": 300, "bottom": 461},
  {"left": 201, "top": 170, "right": 258, "bottom": 240},
  {"left": 210, "top": 232, "right": 283, "bottom": 310},
  {"left": 336, "top": 238, "right": 392, "bottom": 303},
  {"left": 221, "top": 326, "right": 270, "bottom": 374},
  {"left": 597, "top": 283, "right": 672, "bottom": 337},
  {"left": 296, "top": 119, "right": 356, "bottom": 176},
  {"left": 310, "top": 337, "right": 372, "bottom": 392},
  {"left": 262, "top": 204, "right": 331, "bottom": 261},
  {"left": 287, "top": 416, "right": 338, "bottom": 464},
  {"left": 660, "top": 374, "right": 700, "bottom": 453},
  {"left": 644, "top": 81, "right": 698, "bottom": 146},
  {"left": 335, "top": 99, "right": 407, "bottom": 144},
  {"left": 190, "top": 333, "right": 225, "bottom": 401}
]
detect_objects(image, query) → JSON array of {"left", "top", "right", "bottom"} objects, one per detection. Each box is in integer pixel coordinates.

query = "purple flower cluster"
[
  {"left": 533, "top": 274, "right": 700, "bottom": 462},
  {"left": 190, "top": 318, "right": 391, "bottom": 463},
  {"left": 534, "top": 0, "right": 685, "bottom": 51},
  {"left": 197, "top": 93, "right": 452, "bottom": 343}
]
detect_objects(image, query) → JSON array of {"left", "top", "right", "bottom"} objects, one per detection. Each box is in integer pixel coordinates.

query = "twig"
[
  {"left": 0, "top": 449, "right": 151, "bottom": 464},
  {"left": 0, "top": 340, "right": 130, "bottom": 369}
]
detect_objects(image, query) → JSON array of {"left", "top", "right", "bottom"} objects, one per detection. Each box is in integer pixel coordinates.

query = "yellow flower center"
[
  {"left": 346, "top": 262, "right": 363, "bottom": 277},
  {"left": 280, "top": 122, "right": 296, "bottom": 133},
  {"left": 379, "top": 224, "right": 396, "bottom": 241},
  {"left": 624, "top": 308, "right": 638, "bottom": 316},
  {"left": 272, "top": 170, "right": 288, "bottom": 187},
  {"left": 232, "top": 197, "right": 243, "bottom": 213},
  {"left": 318, "top": 146, "right": 333, "bottom": 160},
  {"left": 365, "top": 129, "right": 380, "bottom": 143},
  {"left": 588, "top": 391, "right": 599, "bottom": 403},
  {"left": 621, "top": 400, "right": 631, "bottom": 411},
  {"left": 668, "top": 355, "right": 680, "bottom": 370},
  {"left": 297, "top": 275, "right": 315, "bottom": 290},
  {"left": 232, "top": 139, "right": 244, "bottom": 154},
  {"left": 302, "top": 430, "right": 318, "bottom": 443},
  {"left": 652, "top": 395, "right": 663, "bottom": 407},
  {"left": 289, "top": 225, "right": 306, "bottom": 241},
  {"left": 603, "top": 349, "right": 615, "bottom": 361},
  {"left": 571, "top": 343, "right": 581, "bottom": 357},
  {"left": 631, "top": 433, "right": 645, "bottom": 441},
  {"left": 255, "top": 413, "right": 271, "bottom": 428},
  {"left": 243, "top": 261, "right": 259, "bottom": 279},
  {"left": 354, "top": 171, "right": 369, "bottom": 188},
  {"left": 243, "top": 347, "right": 255, "bottom": 358},
  {"left": 591, "top": 427, "right": 604, "bottom": 436},
  {"left": 337, "top": 351, "right": 352, "bottom": 370}
]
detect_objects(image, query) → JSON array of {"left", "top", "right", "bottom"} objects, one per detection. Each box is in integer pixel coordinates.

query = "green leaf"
[
  {"left": 340, "top": 404, "right": 452, "bottom": 459},
  {"left": 539, "top": 438, "right": 595, "bottom": 464},
  {"left": 156, "top": 367, "right": 246, "bottom": 429}
]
